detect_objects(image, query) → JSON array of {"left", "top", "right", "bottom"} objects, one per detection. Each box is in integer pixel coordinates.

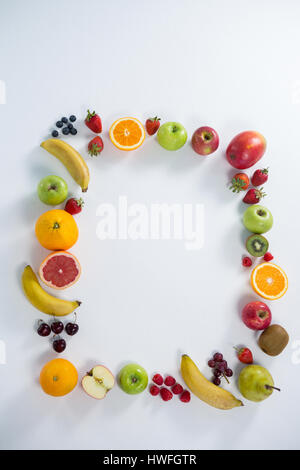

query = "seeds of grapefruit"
[
  {"left": 251, "top": 263, "right": 288, "bottom": 300},
  {"left": 109, "top": 117, "right": 145, "bottom": 150},
  {"left": 39, "top": 251, "right": 81, "bottom": 290}
]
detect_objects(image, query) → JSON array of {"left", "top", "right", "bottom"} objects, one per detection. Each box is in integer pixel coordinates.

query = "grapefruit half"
[{"left": 39, "top": 251, "right": 81, "bottom": 290}]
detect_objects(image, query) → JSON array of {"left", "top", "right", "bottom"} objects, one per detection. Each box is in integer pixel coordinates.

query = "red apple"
[
  {"left": 226, "top": 131, "right": 266, "bottom": 169},
  {"left": 191, "top": 126, "right": 219, "bottom": 155},
  {"left": 242, "top": 301, "right": 272, "bottom": 330}
]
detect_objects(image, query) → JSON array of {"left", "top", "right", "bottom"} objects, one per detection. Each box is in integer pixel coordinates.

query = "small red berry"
[
  {"left": 150, "top": 385, "right": 160, "bottom": 396},
  {"left": 152, "top": 374, "right": 163, "bottom": 386},
  {"left": 64, "top": 197, "right": 84, "bottom": 215},
  {"left": 242, "top": 256, "right": 252, "bottom": 267},
  {"left": 164, "top": 376, "right": 176, "bottom": 387},
  {"left": 235, "top": 347, "right": 253, "bottom": 364},
  {"left": 251, "top": 168, "right": 269, "bottom": 187},
  {"left": 145, "top": 116, "right": 161, "bottom": 136},
  {"left": 264, "top": 252, "right": 274, "bottom": 262},
  {"left": 171, "top": 383, "right": 184, "bottom": 395},
  {"left": 160, "top": 387, "right": 173, "bottom": 401},
  {"left": 180, "top": 390, "right": 191, "bottom": 403}
]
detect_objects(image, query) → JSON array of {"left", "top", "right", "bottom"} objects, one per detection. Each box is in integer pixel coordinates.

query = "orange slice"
[
  {"left": 109, "top": 117, "right": 145, "bottom": 151},
  {"left": 251, "top": 262, "right": 288, "bottom": 300}
]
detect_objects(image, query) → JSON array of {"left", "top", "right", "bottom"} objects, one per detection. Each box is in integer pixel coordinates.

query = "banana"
[
  {"left": 181, "top": 354, "right": 243, "bottom": 410},
  {"left": 41, "top": 138, "right": 90, "bottom": 192},
  {"left": 22, "top": 265, "right": 81, "bottom": 316}
]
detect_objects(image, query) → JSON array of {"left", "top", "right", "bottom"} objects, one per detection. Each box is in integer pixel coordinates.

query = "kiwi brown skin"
[
  {"left": 258, "top": 324, "right": 289, "bottom": 356},
  {"left": 246, "top": 234, "right": 269, "bottom": 257}
]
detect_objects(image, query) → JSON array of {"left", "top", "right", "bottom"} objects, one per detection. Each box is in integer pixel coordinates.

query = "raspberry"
[
  {"left": 264, "top": 252, "right": 274, "bottom": 262},
  {"left": 160, "top": 387, "right": 173, "bottom": 401},
  {"left": 180, "top": 390, "right": 191, "bottom": 403},
  {"left": 242, "top": 256, "right": 252, "bottom": 267},
  {"left": 171, "top": 383, "right": 183, "bottom": 395},
  {"left": 152, "top": 374, "right": 163, "bottom": 386},
  {"left": 164, "top": 375, "right": 176, "bottom": 387},
  {"left": 149, "top": 385, "right": 160, "bottom": 396}
]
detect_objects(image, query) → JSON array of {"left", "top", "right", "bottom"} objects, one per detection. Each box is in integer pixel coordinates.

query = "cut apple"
[{"left": 82, "top": 365, "right": 115, "bottom": 399}]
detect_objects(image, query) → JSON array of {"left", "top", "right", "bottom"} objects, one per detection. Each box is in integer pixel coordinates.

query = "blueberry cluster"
[{"left": 51, "top": 115, "right": 77, "bottom": 138}]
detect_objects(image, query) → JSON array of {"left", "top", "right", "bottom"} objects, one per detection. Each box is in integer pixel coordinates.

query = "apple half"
[{"left": 82, "top": 365, "right": 115, "bottom": 399}]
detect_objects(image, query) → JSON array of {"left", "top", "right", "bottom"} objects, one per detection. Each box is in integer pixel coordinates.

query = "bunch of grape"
[{"left": 208, "top": 352, "right": 233, "bottom": 386}]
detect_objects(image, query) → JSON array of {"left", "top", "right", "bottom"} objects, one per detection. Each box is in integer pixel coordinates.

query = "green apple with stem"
[
  {"left": 243, "top": 205, "right": 273, "bottom": 234},
  {"left": 157, "top": 122, "right": 187, "bottom": 150},
  {"left": 37, "top": 175, "right": 68, "bottom": 205},
  {"left": 238, "top": 365, "right": 280, "bottom": 402},
  {"left": 119, "top": 363, "right": 148, "bottom": 394}
]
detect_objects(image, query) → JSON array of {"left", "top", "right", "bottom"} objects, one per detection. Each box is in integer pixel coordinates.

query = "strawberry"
[
  {"left": 88, "top": 136, "right": 104, "bottom": 156},
  {"left": 235, "top": 347, "right": 253, "bottom": 364},
  {"left": 85, "top": 109, "right": 102, "bottom": 133},
  {"left": 65, "top": 198, "right": 84, "bottom": 215},
  {"left": 145, "top": 116, "right": 161, "bottom": 136},
  {"left": 229, "top": 173, "right": 249, "bottom": 193},
  {"left": 251, "top": 168, "right": 268, "bottom": 187},
  {"left": 243, "top": 187, "right": 266, "bottom": 204}
]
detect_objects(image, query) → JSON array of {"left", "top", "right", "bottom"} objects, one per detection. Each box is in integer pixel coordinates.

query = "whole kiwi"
[{"left": 258, "top": 324, "right": 289, "bottom": 356}]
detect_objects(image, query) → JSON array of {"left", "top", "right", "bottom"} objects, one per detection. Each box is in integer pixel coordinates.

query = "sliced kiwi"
[{"left": 246, "top": 234, "right": 269, "bottom": 257}]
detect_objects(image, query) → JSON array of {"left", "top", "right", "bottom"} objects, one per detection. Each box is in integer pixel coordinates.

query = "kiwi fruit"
[
  {"left": 246, "top": 234, "right": 269, "bottom": 257},
  {"left": 258, "top": 324, "right": 289, "bottom": 356}
]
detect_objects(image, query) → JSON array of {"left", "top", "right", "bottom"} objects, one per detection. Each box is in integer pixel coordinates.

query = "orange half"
[
  {"left": 251, "top": 262, "right": 288, "bottom": 300},
  {"left": 109, "top": 117, "right": 145, "bottom": 151}
]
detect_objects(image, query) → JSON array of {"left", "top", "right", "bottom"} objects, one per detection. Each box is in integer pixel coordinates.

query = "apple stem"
[{"left": 265, "top": 384, "right": 281, "bottom": 392}]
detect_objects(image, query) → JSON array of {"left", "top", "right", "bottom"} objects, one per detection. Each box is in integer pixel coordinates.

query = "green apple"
[
  {"left": 238, "top": 365, "right": 280, "bottom": 402},
  {"left": 157, "top": 121, "right": 187, "bottom": 150},
  {"left": 37, "top": 175, "right": 68, "bottom": 205},
  {"left": 243, "top": 205, "right": 273, "bottom": 234},
  {"left": 119, "top": 363, "right": 148, "bottom": 394}
]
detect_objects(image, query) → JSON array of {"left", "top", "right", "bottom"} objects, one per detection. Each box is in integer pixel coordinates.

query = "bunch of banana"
[
  {"left": 40, "top": 139, "right": 90, "bottom": 192},
  {"left": 181, "top": 354, "right": 243, "bottom": 410},
  {"left": 22, "top": 265, "right": 81, "bottom": 316}
]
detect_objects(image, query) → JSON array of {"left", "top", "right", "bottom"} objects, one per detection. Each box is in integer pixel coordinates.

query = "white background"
[{"left": 0, "top": 0, "right": 299, "bottom": 450}]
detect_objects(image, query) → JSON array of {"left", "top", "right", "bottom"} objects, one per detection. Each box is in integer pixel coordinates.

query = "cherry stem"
[{"left": 265, "top": 384, "right": 281, "bottom": 392}]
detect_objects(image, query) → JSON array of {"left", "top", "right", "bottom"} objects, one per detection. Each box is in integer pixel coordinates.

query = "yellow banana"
[
  {"left": 181, "top": 354, "right": 243, "bottom": 410},
  {"left": 22, "top": 265, "right": 81, "bottom": 316},
  {"left": 41, "top": 138, "right": 90, "bottom": 192}
]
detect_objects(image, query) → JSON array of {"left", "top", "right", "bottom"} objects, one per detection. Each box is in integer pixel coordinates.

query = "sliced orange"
[
  {"left": 251, "top": 262, "right": 288, "bottom": 300},
  {"left": 109, "top": 117, "right": 145, "bottom": 151}
]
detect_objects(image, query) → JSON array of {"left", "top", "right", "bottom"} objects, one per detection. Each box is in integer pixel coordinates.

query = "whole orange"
[
  {"left": 35, "top": 209, "right": 78, "bottom": 250},
  {"left": 40, "top": 358, "right": 78, "bottom": 397}
]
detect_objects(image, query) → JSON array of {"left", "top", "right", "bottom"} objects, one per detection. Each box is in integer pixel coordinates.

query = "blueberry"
[
  {"left": 62, "top": 127, "right": 70, "bottom": 135},
  {"left": 61, "top": 117, "right": 68, "bottom": 124},
  {"left": 69, "top": 115, "right": 76, "bottom": 122},
  {"left": 67, "top": 123, "right": 73, "bottom": 129},
  {"left": 56, "top": 121, "right": 63, "bottom": 128},
  {"left": 52, "top": 130, "right": 59, "bottom": 137},
  {"left": 70, "top": 128, "right": 77, "bottom": 135}
]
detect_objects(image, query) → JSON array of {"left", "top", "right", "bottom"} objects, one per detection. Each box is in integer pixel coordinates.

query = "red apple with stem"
[
  {"left": 191, "top": 126, "right": 219, "bottom": 155},
  {"left": 226, "top": 131, "right": 266, "bottom": 169},
  {"left": 242, "top": 301, "right": 272, "bottom": 330}
]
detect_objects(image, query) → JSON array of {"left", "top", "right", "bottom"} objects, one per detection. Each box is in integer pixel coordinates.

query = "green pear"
[{"left": 238, "top": 365, "right": 280, "bottom": 402}]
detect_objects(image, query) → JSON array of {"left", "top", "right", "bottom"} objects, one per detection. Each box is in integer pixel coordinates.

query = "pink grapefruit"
[{"left": 39, "top": 251, "right": 81, "bottom": 290}]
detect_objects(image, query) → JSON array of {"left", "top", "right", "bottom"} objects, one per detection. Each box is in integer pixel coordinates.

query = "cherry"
[
  {"left": 51, "top": 321, "right": 64, "bottom": 334},
  {"left": 53, "top": 337, "right": 66, "bottom": 353},
  {"left": 37, "top": 321, "right": 51, "bottom": 337},
  {"left": 65, "top": 323, "right": 79, "bottom": 336}
]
